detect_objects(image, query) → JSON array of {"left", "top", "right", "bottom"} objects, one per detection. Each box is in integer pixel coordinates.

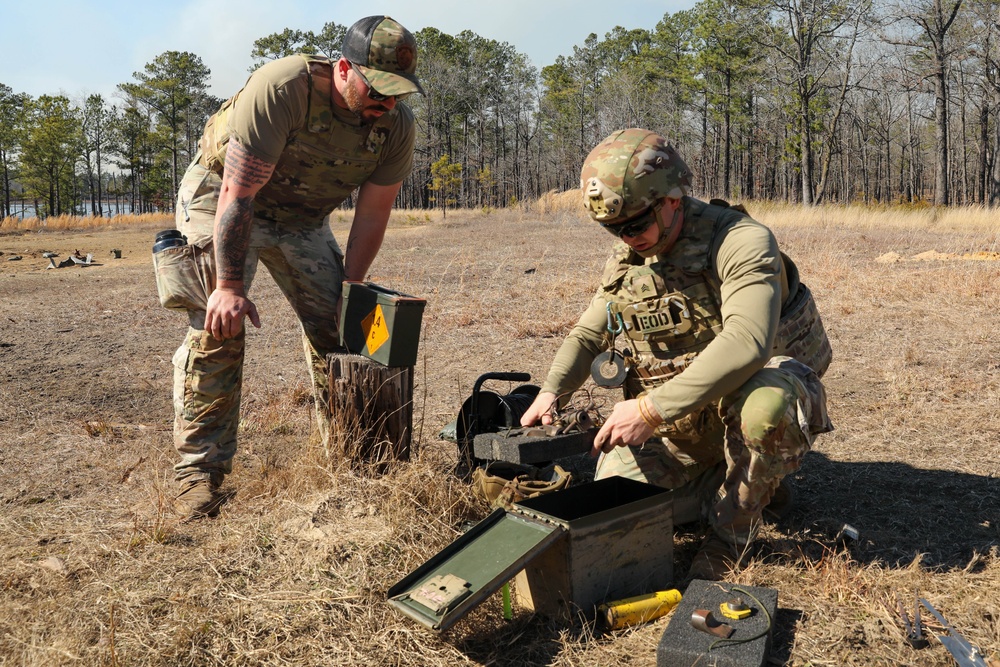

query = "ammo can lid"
[
  {"left": 387, "top": 508, "right": 563, "bottom": 631},
  {"left": 387, "top": 477, "right": 672, "bottom": 631},
  {"left": 342, "top": 280, "right": 426, "bottom": 305}
]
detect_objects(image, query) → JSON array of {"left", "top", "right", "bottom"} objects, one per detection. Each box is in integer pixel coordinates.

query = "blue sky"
[{"left": 0, "top": 0, "right": 697, "bottom": 102}]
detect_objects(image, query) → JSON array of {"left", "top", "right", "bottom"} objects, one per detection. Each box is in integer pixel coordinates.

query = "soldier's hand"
[
  {"left": 205, "top": 287, "right": 261, "bottom": 340},
  {"left": 520, "top": 392, "right": 558, "bottom": 426},
  {"left": 592, "top": 399, "right": 655, "bottom": 456}
]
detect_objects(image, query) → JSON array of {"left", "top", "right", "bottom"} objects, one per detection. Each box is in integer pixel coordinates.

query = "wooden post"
[{"left": 326, "top": 353, "right": 414, "bottom": 465}]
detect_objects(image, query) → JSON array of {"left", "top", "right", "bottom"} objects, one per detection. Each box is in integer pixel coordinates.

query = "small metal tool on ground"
[
  {"left": 919, "top": 598, "right": 992, "bottom": 667},
  {"left": 895, "top": 592, "right": 928, "bottom": 649}
]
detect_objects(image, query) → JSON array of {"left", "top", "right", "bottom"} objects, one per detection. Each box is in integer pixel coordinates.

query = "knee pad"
[{"left": 739, "top": 386, "right": 792, "bottom": 445}]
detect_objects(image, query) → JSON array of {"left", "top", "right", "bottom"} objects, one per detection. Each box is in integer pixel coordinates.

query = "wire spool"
[
  {"left": 591, "top": 350, "right": 628, "bottom": 387},
  {"left": 455, "top": 374, "right": 539, "bottom": 466}
]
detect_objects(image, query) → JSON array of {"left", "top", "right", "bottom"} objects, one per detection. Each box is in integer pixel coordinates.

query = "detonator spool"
[
  {"left": 152, "top": 229, "right": 187, "bottom": 253},
  {"left": 591, "top": 350, "right": 628, "bottom": 387},
  {"left": 454, "top": 373, "right": 540, "bottom": 467}
]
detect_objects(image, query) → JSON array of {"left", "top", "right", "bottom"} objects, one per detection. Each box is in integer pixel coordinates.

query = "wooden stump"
[{"left": 327, "top": 353, "right": 414, "bottom": 465}]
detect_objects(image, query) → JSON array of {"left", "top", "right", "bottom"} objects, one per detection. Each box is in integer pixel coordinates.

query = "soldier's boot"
[
  {"left": 686, "top": 534, "right": 750, "bottom": 583},
  {"left": 174, "top": 472, "right": 226, "bottom": 521}
]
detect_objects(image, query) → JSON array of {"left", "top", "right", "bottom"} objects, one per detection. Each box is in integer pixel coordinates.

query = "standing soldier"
[
  {"left": 520, "top": 129, "right": 833, "bottom": 581},
  {"left": 153, "top": 16, "right": 423, "bottom": 520}
]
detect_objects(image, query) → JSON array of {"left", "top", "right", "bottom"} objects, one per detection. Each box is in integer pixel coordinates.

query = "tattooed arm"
[
  {"left": 342, "top": 180, "right": 403, "bottom": 282},
  {"left": 205, "top": 138, "right": 277, "bottom": 340}
]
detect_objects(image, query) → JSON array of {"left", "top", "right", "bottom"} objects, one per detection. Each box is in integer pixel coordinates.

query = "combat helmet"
[{"left": 581, "top": 128, "right": 692, "bottom": 230}]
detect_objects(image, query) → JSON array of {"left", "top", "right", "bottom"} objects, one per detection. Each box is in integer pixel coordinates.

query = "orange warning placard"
[{"left": 361, "top": 304, "right": 390, "bottom": 355}]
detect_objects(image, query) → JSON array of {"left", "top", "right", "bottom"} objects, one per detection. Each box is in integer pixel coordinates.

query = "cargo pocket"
[
  {"left": 153, "top": 240, "right": 216, "bottom": 311},
  {"left": 173, "top": 329, "right": 243, "bottom": 425}
]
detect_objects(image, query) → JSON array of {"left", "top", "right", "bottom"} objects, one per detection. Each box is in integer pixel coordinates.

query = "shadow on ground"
[
  {"left": 780, "top": 451, "right": 1000, "bottom": 570},
  {"left": 426, "top": 449, "right": 1000, "bottom": 665},
  {"left": 454, "top": 614, "right": 586, "bottom": 666}
]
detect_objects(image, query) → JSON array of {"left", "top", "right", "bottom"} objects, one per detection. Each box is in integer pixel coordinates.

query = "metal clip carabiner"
[{"left": 606, "top": 303, "right": 624, "bottom": 335}]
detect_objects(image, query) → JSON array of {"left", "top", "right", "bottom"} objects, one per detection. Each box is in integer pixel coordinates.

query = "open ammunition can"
[{"left": 388, "top": 476, "right": 673, "bottom": 630}]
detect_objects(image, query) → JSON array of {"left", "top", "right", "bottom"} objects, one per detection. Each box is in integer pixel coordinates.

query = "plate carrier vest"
[
  {"left": 601, "top": 198, "right": 832, "bottom": 438},
  {"left": 197, "top": 55, "right": 399, "bottom": 226}
]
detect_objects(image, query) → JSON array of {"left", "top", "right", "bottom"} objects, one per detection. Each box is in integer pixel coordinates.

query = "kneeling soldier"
[{"left": 520, "top": 128, "right": 833, "bottom": 581}]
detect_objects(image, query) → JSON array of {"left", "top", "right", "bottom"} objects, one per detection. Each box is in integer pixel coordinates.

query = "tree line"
[
  {"left": 0, "top": 51, "right": 219, "bottom": 219},
  {"left": 1, "top": 0, "right": 997, "bottom": 219}
]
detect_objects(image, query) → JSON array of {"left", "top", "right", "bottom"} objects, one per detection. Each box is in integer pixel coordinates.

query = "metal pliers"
[{"left": 896, "top": 592, "right": 929, "bottom": 649}]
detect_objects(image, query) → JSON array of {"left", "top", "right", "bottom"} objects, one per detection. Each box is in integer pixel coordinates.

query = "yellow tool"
[
  {"left": 719, "top": 597, "right": 752, "bottom": 620},
  {"left": 599, "top": 589, "right": 682, "bottom": 630}
]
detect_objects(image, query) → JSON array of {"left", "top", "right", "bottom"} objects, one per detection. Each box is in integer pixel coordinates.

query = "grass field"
[{"left": 0, "top": 198, "right": 998, "bottom": 666}]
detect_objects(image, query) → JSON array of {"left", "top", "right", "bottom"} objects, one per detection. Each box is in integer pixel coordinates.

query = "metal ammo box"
[
  {"left": 388, "top": 476, "right": 673, "bottom": 631},
  {"left": 339, "top": 281, "right": 426, "bottom": 367}
]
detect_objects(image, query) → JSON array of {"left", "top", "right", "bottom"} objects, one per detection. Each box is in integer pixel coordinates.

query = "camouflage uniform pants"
[
  {"left": 596, "top": 356, "right": 830, "bottom": 547},
  {"left": 157, "top": 162, "right": 345, "bottom": 482}
]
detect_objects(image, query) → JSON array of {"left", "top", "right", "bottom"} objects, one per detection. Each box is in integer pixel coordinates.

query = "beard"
[{"left": 343, "top": 81, "right": 387, "bottom": 126}]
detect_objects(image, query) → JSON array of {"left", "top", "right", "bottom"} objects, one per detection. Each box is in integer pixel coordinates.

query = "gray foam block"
[
  {"left": 472, "top": 429, "right": 595, "bottom": 464},
  {"left": 657, "top": 579, "right": 778, "bottom": 667}
]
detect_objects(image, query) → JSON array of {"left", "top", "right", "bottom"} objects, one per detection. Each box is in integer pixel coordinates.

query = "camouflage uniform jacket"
[
  {"left": 197, "top": 54, "right": 416, "bottom": 228},
  {"left": 542, "top": 197, "right": 831, "bottom": 425}
]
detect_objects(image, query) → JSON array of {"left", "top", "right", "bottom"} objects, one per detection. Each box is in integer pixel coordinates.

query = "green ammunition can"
[{"left": 339, "top": 281, "right": 426, "bottom": 367}]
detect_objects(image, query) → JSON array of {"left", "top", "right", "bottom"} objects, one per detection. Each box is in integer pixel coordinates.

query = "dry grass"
[
  {"left": 1, "top": 197, "right": 999, "bottom": 666},
  {"left": 753, "top": 200, "right": 1000, "bottom": 233},
  {"left": 0, "top": 212, "right": 173, "bottom": 231}
]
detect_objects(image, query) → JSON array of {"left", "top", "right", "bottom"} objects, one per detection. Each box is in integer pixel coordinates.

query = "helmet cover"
[{"left": 580, "top": 129, "right": 692, "bottom": 225}]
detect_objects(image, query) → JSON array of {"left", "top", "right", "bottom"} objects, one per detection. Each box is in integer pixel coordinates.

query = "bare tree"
[
  {"left": 80, "top": 94, "right": 113, "bottom": 216},
  {"left": 759, "top": 0, "right": 857, "bottom": 204},
  {"left": 882, "top": 0, "right": 963, "bottom": 205}
]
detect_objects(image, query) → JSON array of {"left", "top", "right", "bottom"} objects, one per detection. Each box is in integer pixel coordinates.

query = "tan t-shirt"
[{"left": 227, "top": 55, "right": 415, "bottom": 188}]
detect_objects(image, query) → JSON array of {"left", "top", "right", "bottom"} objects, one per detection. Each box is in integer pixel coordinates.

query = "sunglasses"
[
  {"left": 601, "top": 208, "right": 657, "bottom": 238},
  {"left": 350, "top": 62, "right": 411, "bottom": 102}
]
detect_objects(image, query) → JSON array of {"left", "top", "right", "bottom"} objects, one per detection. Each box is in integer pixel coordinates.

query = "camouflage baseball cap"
[
  {"left": 342, "top": 16, "right": 424, "bottom": 97},
  {"left": 580, "top": 129, "right": 692, "bottom": 225}
]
